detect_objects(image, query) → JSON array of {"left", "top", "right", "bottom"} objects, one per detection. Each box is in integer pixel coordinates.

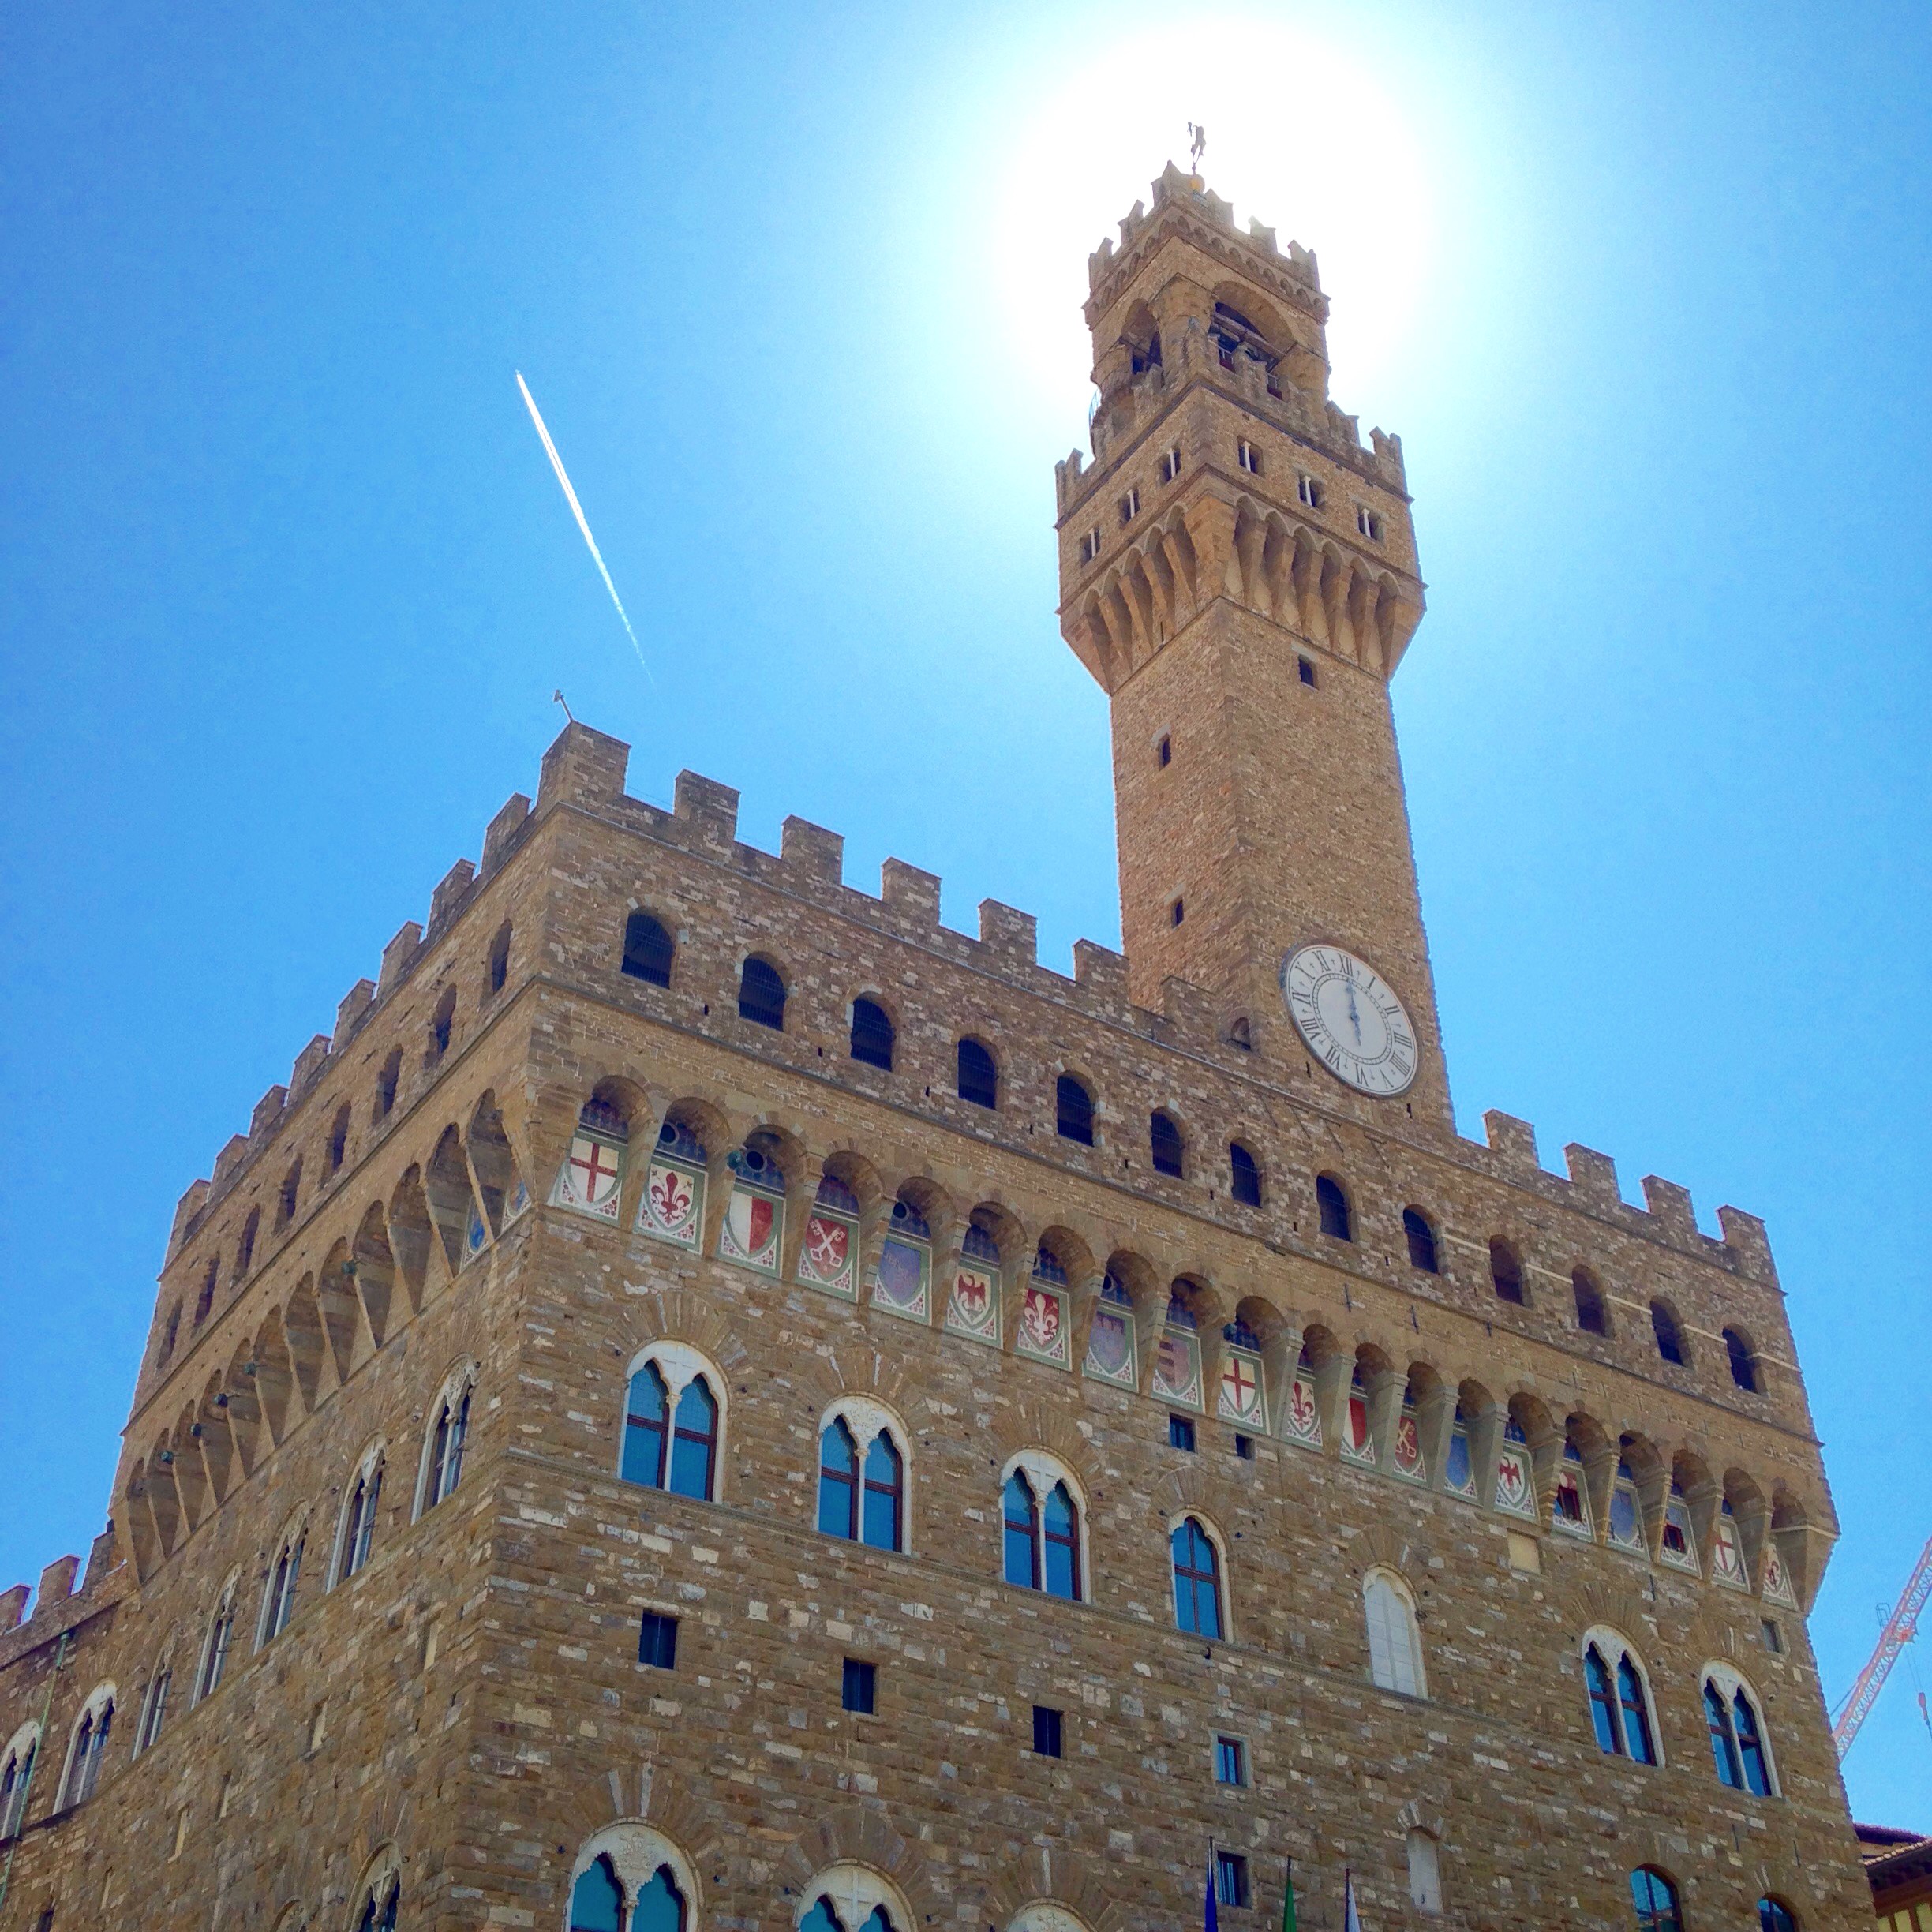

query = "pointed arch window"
[
  {"left": 1758, "top": 1900, "right": 1798, "bottom": 1932},
  {"left": 803, "top": 1897, "right": 893, "bottom": 1932},
  {"left": 61, "top": 1694, "right": 114, "bottom": 1807},
  {"left": 260, "top": 1533, "right": 304, "bottom": 1646},
  {"left": 337, "top": 1460, "right": 383, "bottom": 1583},
  {"left": 1705, "top": 1670, "right": 1775, "bottom": 1795},
  {"left": 739, "top": 956, "right": 786, "bottom": 1029},
  {"left": 818, "top": 1417, "right": 904, "bottom": 1552},
  {"left": 571, "top": 1855, "right": 625, "bottom": 1932},
  {"left": 423, "top": 1380, "right": 472, "bottom": 1513},
  {"left": 197, "top": 1589, "right": 235, "bottom": 1701},
  {"left": 621, "top": 1351, "right": 719, "bottom": 1501},
  {"left": 1002, "top": 1469, "right": 1083, "bottom": 1600},
  {"left": 488, "top": 918, "right": 512, "bottom": 993},
  {"left": 356, "top": 1880, "right": 401, "bottom": 1932},
  {"left": 1172, "top": 1516, "right": 1224, "bottom": 1638},
  {"left": 1584, "top": 1633, "right": 1658, "bottom": 1764},
  {"left": 1316, "top": 1173, "right": 1352, "bottom": 1241},
  {"left": 1364, "top": 1570, "right": 1425, "bottom": 1695},
  {"left": 1629, "top": 1869, "right": 1682, "bottom": 1932},
  {"left": 136, "top": 1663, "right": 170, "bottom": 1753},
  {"left": 621, "top": 912, "right": 674, "bottom": 987},
  {"left": 0, "top": 1737, "right": 34, "bottom": 1837}
]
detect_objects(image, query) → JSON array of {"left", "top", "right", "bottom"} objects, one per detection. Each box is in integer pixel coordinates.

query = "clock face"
[{"left": 1281, "top": 945, "right": 1418, "bottom": 1097}]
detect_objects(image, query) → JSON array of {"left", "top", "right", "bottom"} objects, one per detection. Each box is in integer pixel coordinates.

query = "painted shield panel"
[
  {"left": 465, "top": 1204, "right": 489, "bottom": 1259},
  {"left": 1762, "top": 1541, "right": 1796, "bottom": 1607},
  {"left": 1084, "top": 1305, "right": 1136, "bottom": 1389},
  {"left": 797, "top": 1211, "right": 857, "bottom": 1298},
  {"left": 1711, "top": 1512, "right": 1749, "bottom": 1589},
  {"left": 1216, "top": 1348, "right": 1264, "bottom": 1425},
  {"left": 1152, "top": 1328, "right": 1201, "bottom": 1410},
  {"left": 1660, "top": 1496, "right": 1700, "bottom": 1573},
  {"left": 871, "top": 1235, "right": 930, "bottom": 1321},
  {"left": 1493, "top": 1443, "right": 1537, "bottom": 1518},
  {"left": 1607, "top": 1485, "right": 1645, "bottom": 1552},
  {"left": 1016, "top": 1282, "right": 1069, "bottom": 1368},
  {"left": 639, "top": 1156, "right": 703, "bottom": 1249},
  {"left": 1552, "top": 1470, "right": 1593, "bottom": 1537},
  {"left": 719, "top": 1181, "right": 781, "bottom": 1274},
  {"left": 1391, "top": 1410, "right": 1426, "bottom": 1482},
  {"left": 1443, "top": 1423, "right": 1476, "bottom": 1496},
  {"left": 945, "top": 1264, "right": 1001, "bottom": 1346},
  {"left": 504, "top": 1179, "right": 530, "bottom": 1225},
  {"left": 1341, "top": 1392, "right": 1376, "bottom": 1466},
  {"left": 1284, "top": 1372, "right": 1322, "bottom": 1448},
  {"left": 552, "top": 1132, "right": 623, "bottom": 1222}
]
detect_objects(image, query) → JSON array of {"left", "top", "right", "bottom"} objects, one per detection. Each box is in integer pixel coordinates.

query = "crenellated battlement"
[
  {"left": 0, "top": 1525, "right": 124, "bottom": 1673},
  {"left": 165, "top": 721, "right": 1778, "bottom": 1300}
]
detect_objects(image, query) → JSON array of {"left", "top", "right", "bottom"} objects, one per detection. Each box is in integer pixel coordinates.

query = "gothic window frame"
[
  {"left": 816, "top": 1397, "right": 911, "bottom": 1555},
  {"left": 133, "top": 1649, "right": 174, "bottom": 1756},
  {"left": 1582, "top": 1627, "right": 1663, "bottom": 1767},
  {"left": 256, "top": 1515, "right": 308, "bottom": 1650},
  {"left": 55, "top": 1680, "right": 116, "bottom": 1810},
  {"left": 331, "top": 1440, "right": 387, "bottom": 1587},
  {"left": 619, "top": 1342, "right": 724, "bottom": 1504},
  {"left": 795, "top": 1863, "right": 912, "bottom": 1932},
  {"left": 1702, "top": 1661, "right": 1779, "bottom": 1797},
  {"left": 1363, "top": 1567, "right": 1428, "bottom": 1698},
  {"left": 1170, "top": 1512, "right": 1227, "bottom": 1640},
  {"left": 0, "top": 1721, "right": 41, "bottom": 1839},
  {"left": 350, "top": 1846, "right": 403, "bottom": 1932},
  {"left": 415, "top": 1361, "right": 477, "bottom": 1519},
  {"left": 1000, "top": 1450, "right": 1088, "bottom": 1603},
  {"left": 193, "top": 1571, "right": 241, "bottom": 1704}
]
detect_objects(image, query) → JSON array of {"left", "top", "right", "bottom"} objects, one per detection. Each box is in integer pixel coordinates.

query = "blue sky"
[{"left": 5, "top": 0, "right": 1930, "bottom": 1823}]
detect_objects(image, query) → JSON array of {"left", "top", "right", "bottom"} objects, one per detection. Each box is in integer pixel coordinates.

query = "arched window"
[
  {"left": 1704, "top": 1667, "right": 1777, "bottom": 1795},
  {"left": 850, "top": 998, "right": 894, "bottom": 1070},
  {"left": 1056, "top": 1073, "right": 1094, "bottom": 1144},
  {"left": 277, "top": 1158, "right": 302, "bottom": 1230},
  {"left": 259, "top": 1532, "right": 304, "bottom": 1646},
  {"left": 620, "top": 1348, "right": 721, "bottom": 1502},
  {"left": 157, "top": 1301, "right": 181, "bottom": 1365},
  {"left": 1316, "top": 1173, "right": 1352, "bottom": 1241},
  {"left": 620, "top": 912, "right": 675, "bottom": 986},
  {"left": 429, "top": 983, "right": 456, "bottom": 1060},
  {"left": 376, "top": 1047, "right": 402, "bottom": 1119},
  {"left": 1489, "top": 1237, "right": 1525, "bottom": 1305},
  {"left": 421, "top": 1376, "right": 473, "bottom": 1515},
  {"left": 1406, "top": 1829, "right": 1443, "bottom": 1913},
  {"left": 1229, "top": 1141, "right": 1261, "bottom": 1206},
  {"left": 195, "top": 1585, "right": 235, "bottom": 1702},
  {"left": 569, "top": 1829, "right": 694, "bottom": 1932},
  {"left": 1574, "top": 1269, "right": 1609, "bottom": 1335},
  {"left": 1001, "top": 1456, "right": 1083, "bottom": 1600},
  {"left": 1226, "top": 1014, "right": 1252, "bottom": 1051},
  {"left": 237, "top": 1207, "right": 259, "bottom": 1275},
  {"left": 1629, "top": 1869, "right": 1682, "bottom": 1932},
  {"left": 59, "top": 1690, "right": 114, "bottom": 1807},
  {"left": 1758, "top": 1900, "right": 1799, "bottom": 1932},
  {"left": 1402, "top": 1208, "right": 1439, "bottom": 1273},
  {"left": 1171, "top": 1517, "right": 1224, "bottom": 1638},
  {"left": 194, "top": 1256, "right": 219, "bottom": 1324},
  {"left": 571, "top": 1855, "right": 624, "bottom": 1932},
  {"left": 957, "top": 1037, "right": 998, "bottom": 1108},
  {"left": 1151, "top": 1110, "right": 1184, "bottom": 1177},
  {"left": 1364, "top": 1570, "right": 1425, "bottom": 1696},
  {"left": 135, "top": 1661, "right": 170, "bottom": 1753},
  {"left": 1583, "top": 1631, "right": 1658, "bottom": 1765},
  {"left": 335, "top": 1456, "right": 384, "bottom": 1584},
  {"left": 739, "top": 956, "right": 786, "bottom": 1029},
  {"left": 355, "top": 1879, "right": 401, "bottom": 1932},
  {"left": 0, "top": 1729, "right": 36, "bottom": 1837},
  {"left": 818, "top": 1413, "right": 905, "bottom": 1552},
  {"left": 1724, "top": 1327, "right": 1760, "bottom": 1391},
  {"left": 802, "top": 1896, "right": 893, "bottom": 1932},
  {"left": 1651, "top": 1300, "right": 1687, "bottom": 1365}
]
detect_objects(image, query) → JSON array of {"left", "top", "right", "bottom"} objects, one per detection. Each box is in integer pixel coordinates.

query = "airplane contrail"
[{"left": 515, "top": 370, "right": 653, "bottom": 683}]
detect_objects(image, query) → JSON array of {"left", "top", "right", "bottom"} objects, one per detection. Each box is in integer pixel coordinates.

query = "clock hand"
[{"left": 1346, "top": 982, "right": 1362, "bottom": 1043}]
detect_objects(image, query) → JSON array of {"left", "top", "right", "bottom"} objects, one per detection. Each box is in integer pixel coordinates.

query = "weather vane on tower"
[{"left": 1187, "top": 122, "right": 1207, "bottom": 174}]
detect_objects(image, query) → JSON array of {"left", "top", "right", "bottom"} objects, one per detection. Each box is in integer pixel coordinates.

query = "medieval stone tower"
[{"left": 0, "top": 167, "right": 1874, "bottom": 1932}]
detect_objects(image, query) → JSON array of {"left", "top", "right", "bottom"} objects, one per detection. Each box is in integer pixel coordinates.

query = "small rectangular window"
[
  {"left": 1214, "top": 1852, "right": 1251, "bottom": 1909},
  {"left": 842, "top": 1657, "right": 877, "bottom": 1715},
  {"left": 1237, "top": 440, "right": 1260, "bottom": 475},
  {"left": 638, "top": 1611, "right": 678, "bottom": 1669},
  {"left": 1119, "top": 488, "right": 1140, "bottom": 523},
  {"left": 1080, "top": 529, "right": 1101, "bottom": 564},
  {"left": 1297, "top": 656, "right": 1316, "bottom": 687},
  {"left": 1297, "top": 473, "right": 1324, "bottom": 509},
  {"left": 1356, "top": 506, "right": 1384, "bottom": 541},
  {"left": 1234, "top": 1432, "right": 1255, "bottom": 1461},
  {"left": 1159, "top": 447, "right": 1181, "bottom": 483},
  {"left": 1169, "top": 1413, "right": 1196, "bottom": 1453},
  {"left": 1760, "top": 1619, "right": 1784, "bottom": 1654},
  {"left": 1032, "top": 1705, "right": 1063, "bottom": 1757},
  {"left": 1170, "top": 898, "right": 1185, "bottom": 927},
  {"left": 1214, "top": 1734, "right": 1248, "bottom": 1785}
]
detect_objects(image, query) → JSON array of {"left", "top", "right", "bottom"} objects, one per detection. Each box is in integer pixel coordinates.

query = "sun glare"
[{"left": 990, "top": 23, "right": 1438, "bottom": 431}]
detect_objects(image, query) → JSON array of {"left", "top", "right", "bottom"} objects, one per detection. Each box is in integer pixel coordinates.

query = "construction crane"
[{"left": 1832, "top": 1532, "right": 1932, "bottom": 1758}]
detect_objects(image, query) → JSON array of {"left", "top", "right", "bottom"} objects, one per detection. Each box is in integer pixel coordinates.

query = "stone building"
[{"left": 0, "top": 167, "right": 1875, "bottom": 1932}]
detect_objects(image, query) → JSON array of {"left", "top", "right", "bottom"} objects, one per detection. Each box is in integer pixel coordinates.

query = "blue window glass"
[
  {"left": 1586, "top": 1645, "right": 1621, "bottom": 1754},
  {"left": 633, "top": 1866, "right": 687, "bottom": 1932},
  {"left": 1617, "top": 1657, "right": 1657, "bottom": 1765},
  {"left": 800, "top": 1903, "right": 845, "bottom": 1932},
  {"left": 861, "top": 1432, "right": 902, "bottom": 1551},
  {"left": 1444, "top": 1425, "right": 1472, "bottom": 1492},
  {"left": 818, "top": 1420, "right": 858, "bottom": 1538},
  {"left": 668, "top": 1378, "right": 717, "bottom": 1500},
  {"left": 1734, "top": 1689, "right": 1772, "bottom": 1795},
  {"left": 1705, "top": 1680, "right": 1743, "bottom": 1787},
  {"left": 1003, "top": 1473, "right": 1039, "bottom": 1588},
  {"left": 621, "top": 1363, "right": 669, "bottom": 1488},
  {"left": 1043, "top": 1482, "right": 1080, "bottom": 1600},
  {"left": 1630, "top": 1868, "right": 1682, "bottom": 1932},
  {"left": 1172, "top": 1518, "right": 1223, "bottom": 1638},
  {"left": 569, "top": 1855, "right": 623, "bottom": 1932}
]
